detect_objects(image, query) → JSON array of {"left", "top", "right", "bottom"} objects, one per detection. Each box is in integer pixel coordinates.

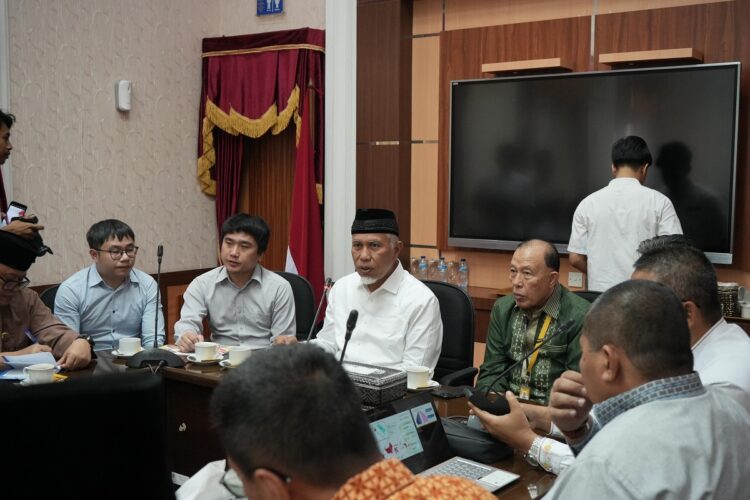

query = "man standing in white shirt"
[
  {"left": 568, "top": 136, "right": 682, "bottom": 291},
  {"left": 277, "top": 209, "right": 443, "bottom": 373},
  {"left": 175, "top": 213, "right": 295, "bottom": 352}
]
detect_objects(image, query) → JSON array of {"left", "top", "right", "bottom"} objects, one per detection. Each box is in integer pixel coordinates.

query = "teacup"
[
  {"left": 194, "top": 341, "right": 218, "bottom": 361},
  {"left": 119, "top": 337, "right": 141, "bottom": 355},
  {"left": 405, "top": 365, "right": 430, "bottom": 390},
  {"left": 23, "top": 363, "right": 57, "bottom": 384},
  {"left": 229, "top": 346, "right": 253, "bottom": 366}
]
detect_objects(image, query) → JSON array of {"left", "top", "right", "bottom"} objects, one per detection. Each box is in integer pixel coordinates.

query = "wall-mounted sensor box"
[{"left": 115, "top": 80, "right": 131, "bottom": 111}]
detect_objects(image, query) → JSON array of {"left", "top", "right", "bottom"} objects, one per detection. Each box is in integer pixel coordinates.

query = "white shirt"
[
  {"left": 174, "top": 265, "right": 295, "bottom": 348},
  {"left": 568, "top": 177, "right": 682, "bottom": 292},
  {"left": 312, "top": 263, "right": 443, "bottom": 372},
  {"left": 693, "top": 318, "right": 750, "bottom": 406}
]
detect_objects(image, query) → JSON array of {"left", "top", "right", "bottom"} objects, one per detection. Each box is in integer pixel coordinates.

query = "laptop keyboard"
[{"left": 421, "top": 459, "right": 491, "bottom": 480}]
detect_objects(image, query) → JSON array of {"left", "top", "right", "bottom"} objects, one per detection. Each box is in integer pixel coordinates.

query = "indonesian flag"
[{"left": 286, "top": 93, "right": 325, "bottom": 304}]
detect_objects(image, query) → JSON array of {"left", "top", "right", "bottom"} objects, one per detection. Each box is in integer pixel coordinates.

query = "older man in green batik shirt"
[{"left": 476, "top": 239, "right": 590, "bottom": 405}]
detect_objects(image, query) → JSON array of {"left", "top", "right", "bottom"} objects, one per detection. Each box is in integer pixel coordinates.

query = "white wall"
[{"left": 6, "top": 0, "right": 325, "bottom": 285}]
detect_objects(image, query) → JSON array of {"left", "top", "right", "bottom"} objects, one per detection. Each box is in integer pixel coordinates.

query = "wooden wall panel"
[
  {"left": 598, "top": 0, "right": 731, "bottom": 15},
  {"left": 436, "top": 17, "right": 592, "bottom": 250},
  {"left": 445, "top": 0, "right": 593, "bottom": 31},
  {"left": 413, "top": 0, "right": 443, "bottom": 34},
  {"left": 411, "top": 36, "right": 441, "bottom": 140},
  {"left": 411, "top": 143, "right": 438, "bottom": 245},
  {"left": 357, "top": 0, "right": 412, "bottom": 258},
  {"left": 357, "top": 1, "right": 403, "bottom": 142},
  {"left": 237, "top": 126, "right": 296, "bottom": 272}
]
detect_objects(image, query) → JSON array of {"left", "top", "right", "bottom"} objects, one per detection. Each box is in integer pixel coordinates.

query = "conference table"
[{"left": 67, "top": 351, "right": 556, "bottom": 499}]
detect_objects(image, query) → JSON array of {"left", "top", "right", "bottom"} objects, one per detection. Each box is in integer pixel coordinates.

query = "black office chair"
[
  {"left": 422, "top": 280, "right": 478, "bottom": 387},
  {"left": 39, "top": 284, "right": 60, "bottom": 313},
  {"left": 276, "top": 271, "right": 317, "bottom": 341},
  {"left": 573, "top": 290, "right": 602, "bottom": 304}
]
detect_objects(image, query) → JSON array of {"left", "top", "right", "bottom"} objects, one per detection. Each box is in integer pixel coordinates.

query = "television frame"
[{"left": 447, "top": 62, "right": 741, "bottom": 265}]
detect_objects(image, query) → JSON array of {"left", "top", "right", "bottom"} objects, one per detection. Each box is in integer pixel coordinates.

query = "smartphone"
[{"left": 6, "top": 201, "right": 27, "bottom": 223}]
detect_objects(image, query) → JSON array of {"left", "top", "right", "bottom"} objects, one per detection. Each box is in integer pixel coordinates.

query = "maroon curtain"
[
  {"left": 196, "top": 28, "right": 325, "bottom": 301},
  {"left": 213, "top": 131, "right": 244, "bottom": 233}
]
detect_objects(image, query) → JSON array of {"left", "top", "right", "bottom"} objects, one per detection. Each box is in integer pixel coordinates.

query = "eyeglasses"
[
  {"left": 220, "top": 466, "right": 291, "bottom": 498},
  {"left": 0, "top": 275, "right": 30, "bottom": 290},
  {"left": 92, "top": 246, "right": 139, "bottom": 260}
]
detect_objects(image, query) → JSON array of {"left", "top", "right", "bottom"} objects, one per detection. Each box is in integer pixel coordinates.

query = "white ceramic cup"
[
  {"left": 195, "top": 341, "right": 218, "bottom": 361},
  {"left": 23, "top": 363, "right": 56, "bottom": 384},
  {"left": 119, "top": 337, "right": 142, "bottom": 356},
  {"left": 405, "top": 365, "right": 430, "bottom": 389},
  {"left": 229, "top": 346, "right": 253, "bottom": 366}
]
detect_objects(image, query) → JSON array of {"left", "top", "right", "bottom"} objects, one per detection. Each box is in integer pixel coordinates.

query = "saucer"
[
  {"left": 219, "top": 359, "right": 235, "bottom": 369},
  {"left": 408, "top": 379, "right": 440, "bottom": 391},
  {"left": 20, "top": 377, "right": 59, "bottom": 386},
  {"left": 112, "top": 348, "right": 144, "bottom": 359},
  {"left": 187, "top": 354, "right": 223, "bottom": 366}
]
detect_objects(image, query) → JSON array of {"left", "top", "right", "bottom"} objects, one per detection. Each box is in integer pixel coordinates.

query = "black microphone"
[
  {"left": 306, "top": 278, "right": 333, "bottom": 342},
  {"left": 466, "top": 319, "right": 576, "bottom": 415},
  {"left": 339, "top": 310, "right": 359, "bottom": 364},
  {"left": 127, "top": 244, "right": 184, "bottom": 370}
]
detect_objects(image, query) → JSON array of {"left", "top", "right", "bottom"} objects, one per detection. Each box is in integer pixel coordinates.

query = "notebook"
[{"left": 367, "top": 391, "right": 519, "bottom": 492}]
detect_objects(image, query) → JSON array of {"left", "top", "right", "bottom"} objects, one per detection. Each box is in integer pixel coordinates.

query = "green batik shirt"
[{"left": 476, "top": 284, "right": 590, "bottom": 405}]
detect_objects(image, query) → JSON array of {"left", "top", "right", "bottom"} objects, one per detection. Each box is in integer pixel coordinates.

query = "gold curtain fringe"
[
  {"left": 316, "top": 183, "right": 323, "bottom": 205},
  {"left": 272, "top": 86, "right": 299, "bottom": 135},
  {"left": 198, "top": 85, "right": 303, "bottom": 195},
  {"left": 198, "top": 116, "right": 217, "bottom": 195}
]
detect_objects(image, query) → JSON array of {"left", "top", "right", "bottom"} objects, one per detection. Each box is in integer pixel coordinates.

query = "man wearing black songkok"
[{"left": 277, "top": 209, "right": 443, "bottom": 374}]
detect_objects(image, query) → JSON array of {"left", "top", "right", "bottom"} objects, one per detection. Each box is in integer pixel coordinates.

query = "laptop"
[{"left": 367, "top": 391, "right": 520, "bottom": 492}]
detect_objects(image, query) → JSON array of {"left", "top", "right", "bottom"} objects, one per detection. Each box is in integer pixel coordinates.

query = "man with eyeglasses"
[
  {"left": 476, "top": 239, "right": 590, "bottom": 405},
  {"left": 0, "top": 230, "right": 91, "bottom": 370},
  {"left": 54, "top": 219, "right": 165, "bottom": 351}
]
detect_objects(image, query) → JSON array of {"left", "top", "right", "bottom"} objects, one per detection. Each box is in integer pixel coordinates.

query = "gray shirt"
[{"left": 174, "top": 265, "right": 295, "bottom": 347}]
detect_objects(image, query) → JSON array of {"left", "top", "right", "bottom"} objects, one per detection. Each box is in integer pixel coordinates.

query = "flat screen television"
[{"left": 448, "top": 62, "right": 740, "bottom": 264}]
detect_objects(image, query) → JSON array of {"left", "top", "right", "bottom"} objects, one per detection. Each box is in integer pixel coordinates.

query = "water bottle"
[
  {"left": 457, "top": 258, "right": 469, "bottom": 289},
  {"left": 437, "top": 257, "right": 449, "bottom": 283},
  {"left": 417, "top": 256, "right": 428, "bottom": 280}
]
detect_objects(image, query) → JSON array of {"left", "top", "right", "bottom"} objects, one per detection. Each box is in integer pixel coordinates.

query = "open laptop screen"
[{"left": 367, "top": 391, "right": 453, "bottom": 473}]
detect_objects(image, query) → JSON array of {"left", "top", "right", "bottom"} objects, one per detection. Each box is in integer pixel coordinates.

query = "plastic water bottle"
[
  {"left": 417, "top": 256, "right": 428, "bottom": 280},
  {"left": 437, "top": 257, "right": 449, "bottom": 283},
  {"left": 457, "top": 258, "right": 469, "bottom": 289}
]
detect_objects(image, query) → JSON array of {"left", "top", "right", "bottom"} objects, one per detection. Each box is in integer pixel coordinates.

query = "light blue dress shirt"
[{"left": 54, "top": 264, "right": 165, "bottom": 351}]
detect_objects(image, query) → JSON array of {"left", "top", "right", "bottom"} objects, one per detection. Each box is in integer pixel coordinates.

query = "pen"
[{"left": 24, "top": 328, "right": 37, "bottom": 343}]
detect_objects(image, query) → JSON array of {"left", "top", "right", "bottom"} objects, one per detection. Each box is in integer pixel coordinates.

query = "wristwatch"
[
  {"left": 525, "top": 436, "right": 543, "bottom": 467},
  {"left": 79, "top": 335, "right": 97, "bottom": 358}
]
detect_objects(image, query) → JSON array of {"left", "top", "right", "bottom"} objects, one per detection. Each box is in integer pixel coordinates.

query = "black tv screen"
[{"left": 448, "top": 63, "right": 740, "bottom": 264}]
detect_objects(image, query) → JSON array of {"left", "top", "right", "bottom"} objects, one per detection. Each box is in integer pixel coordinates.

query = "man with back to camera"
[
  {"left": 210, "top": 343, "right": 495, "bottom": 500},
  {"left": 54, "top": 219, "right": 165, "bottom": 351},
  {"left": 276, "top": 208, "right": 443, "bottom": 373},
  {"left": 568, "top": 135, "right": 682, "bottom": 292},
  {"left": 476, "top": 239, "right": 590, "bottom": 405},
  {"left": 174, "top": 213, "right": 295, "bottom": 352},
  {"left": 544, "top": 280, "right": 750, "bottom": 498},
  {"left": 0, "top": 229, "right": 91, "bottom": 370}
]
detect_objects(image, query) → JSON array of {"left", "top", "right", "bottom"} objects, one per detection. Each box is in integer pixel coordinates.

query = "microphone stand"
[
  {"left": 306, "top": 278, "right": 332, "bottom": 341},
  {"left": 127, "top": 244, "right": 185, "bottom": 370}
]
